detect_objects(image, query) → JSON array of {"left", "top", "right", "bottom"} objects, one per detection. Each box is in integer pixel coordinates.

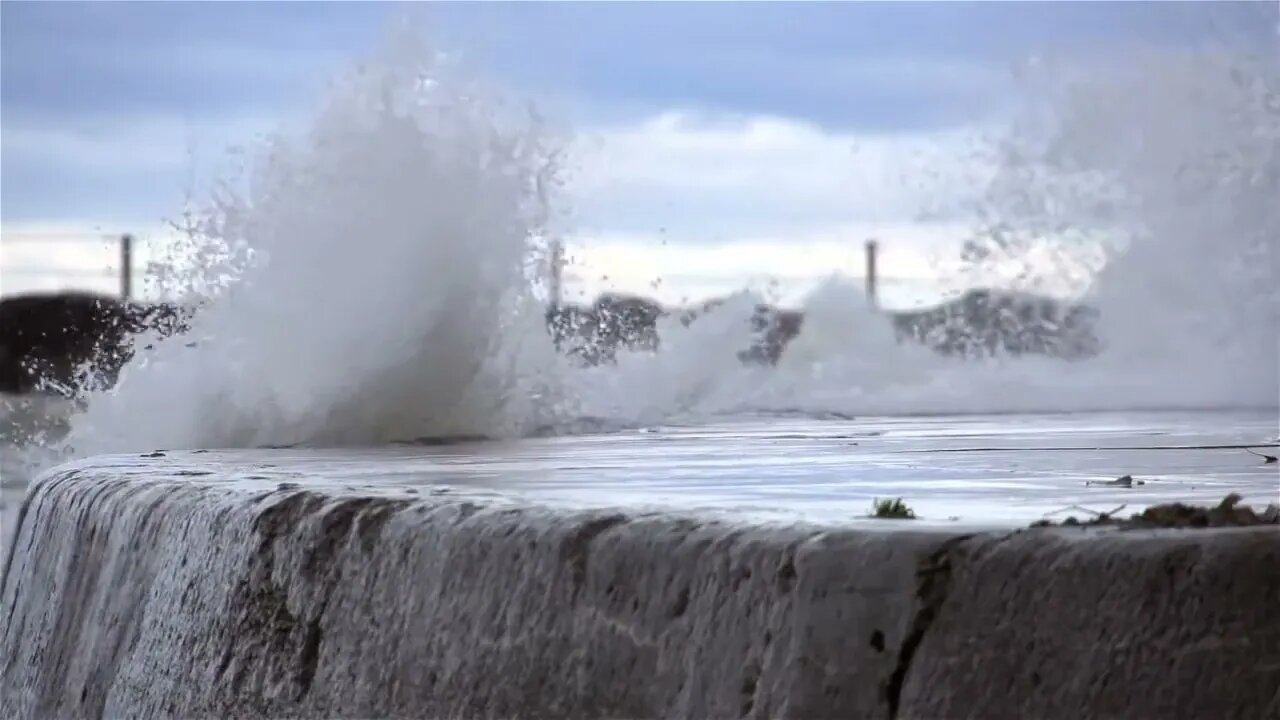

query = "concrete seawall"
[{"left": 2, "top": 455, "right": 1278, "bottom": 719}]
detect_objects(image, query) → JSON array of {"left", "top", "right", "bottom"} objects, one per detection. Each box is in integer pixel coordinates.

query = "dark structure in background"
[
  {"left": 545, "top": 293, "right": 806, "bottom": 367},
  {"left": 546, "top": 293, "right": 665, "bottom": 366},
  {"left": 541, "top": 239, "right": 1099, "bottom": 367},
  {"left": 0, "top": 291, "right": 189, "bottom": 396},
  {"left": 679, "top": 296, "right": 805, "bottom": 366},
  {"left": 2, "top": 233, "right": 1101, "bottom": 396},
  {"left": 547, "top": 288, "right": 1099, "bottom": 368},
  {"left": 2, "top": 287, "right": 1099, "bottom": 398},
  {"left": 890, "top": 289, "right": 1101, "bottom": 360}
]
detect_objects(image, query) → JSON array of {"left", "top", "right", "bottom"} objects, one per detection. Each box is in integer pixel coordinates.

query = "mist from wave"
[
  {"left": 720, "top": 39, "right": 1280, "bottom": 418},
  {"left": 46, "top": 16, "right": 1278, "bottom": 460},
  {"left": 61, "top": 24, "right": 578, "bottom": 454}
]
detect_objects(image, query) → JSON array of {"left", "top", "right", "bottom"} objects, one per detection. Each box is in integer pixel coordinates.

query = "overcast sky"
[{"left": 1, "top": 1, "right": 1271, "bottom": 303}]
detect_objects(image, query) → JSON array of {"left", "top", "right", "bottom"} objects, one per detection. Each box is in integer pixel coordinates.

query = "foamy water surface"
[{"left": 4, "top": 407, "right": 1277, "bottom": 552}]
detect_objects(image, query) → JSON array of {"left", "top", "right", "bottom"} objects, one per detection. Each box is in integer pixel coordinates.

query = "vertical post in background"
[
  {"left": 864, "top": 238, "right": 879, "bottom": 310},
  {"left": 120, "top": 233, "right": 134, "bottom": 300},
  {"left": 547, "top": 238, "right": 564, "bottom": 309}
]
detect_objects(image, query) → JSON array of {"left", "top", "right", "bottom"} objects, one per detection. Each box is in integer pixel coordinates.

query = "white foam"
[
  {"left": 63, "top": 22, "right": 574, "bottom": 453},
  {"left": 48, "top": 19, "right": 1278, "bottom": 459},
  {"left": 690, "top": 42, "right": 1280, "bottom": 418}
]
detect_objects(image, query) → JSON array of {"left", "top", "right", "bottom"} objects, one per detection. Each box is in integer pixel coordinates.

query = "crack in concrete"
[
  {"left": 216, "top": 491, "right": 327, "bottom": 708},
  {"left": 561, "top": 514, "right": 628, "bottom": 597},
  {"left": 884, "top": 534, "right": 975, "bottom": 720}
]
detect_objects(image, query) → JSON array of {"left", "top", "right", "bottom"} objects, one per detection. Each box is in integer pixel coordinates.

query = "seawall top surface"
[
  {"left": 30, "top": 449, "right": 1004, "bottom": 532},
  {"left": 29, "top": 410, "right": 1280, "bottom": 531}
]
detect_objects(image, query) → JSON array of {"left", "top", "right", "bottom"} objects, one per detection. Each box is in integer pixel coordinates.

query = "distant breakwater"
[
  {"left": 547, "top": 289, "right": 1101, "bottom": 367},
  {"left": 0, "top": 288, "right": 1099, "bottom": 397}
]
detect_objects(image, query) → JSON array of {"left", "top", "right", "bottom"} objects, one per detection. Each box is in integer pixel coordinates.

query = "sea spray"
[
  {"left": 47, "top": 17, "right": 1280, "bottom": 458},
  {"left": 571, "top": 291, "right": 766, "bottom": 425},
  {"left": 960, "top": 43, "right": 1279, "bottom": 407},
  {"left": 698, "top": 38, "right": 1279, "bottom": 418},
  {"left": 63, "top": 23, "right": 576, "bottom": 453}
]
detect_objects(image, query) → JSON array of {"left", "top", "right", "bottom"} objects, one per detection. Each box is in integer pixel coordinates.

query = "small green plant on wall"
[{"left": 870, "top": 497, "right": 916, "bottom": 519}]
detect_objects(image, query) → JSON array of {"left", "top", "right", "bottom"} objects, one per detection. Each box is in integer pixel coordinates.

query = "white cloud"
[
  {"left": 0, "top": 218, "right": 962, "bottom": 308},
  {"left": 560, "top": 223, "right": 976, "bottom": 309},
  {"left": 7, "top": 109, "right": 1099, "bottom": 309},
  {"left": 555, "top": 111, "right": 1016, "bottom": 307},
  {"left": 0, "top": 221, "right": 180, "bottom": 299},
  {"left": 564, "top": 111, "right": 1001, "bottom": 235}
]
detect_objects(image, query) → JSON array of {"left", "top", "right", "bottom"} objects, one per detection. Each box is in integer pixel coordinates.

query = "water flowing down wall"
[{"left": 2, "top": 456, "right": 1277, "bottom": 719}]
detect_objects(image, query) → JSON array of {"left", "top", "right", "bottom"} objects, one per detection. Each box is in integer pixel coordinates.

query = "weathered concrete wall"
[
  {"left": 898, "top": 527, "right": 1280, "bottom": 720},
  {"left": 2, "top": 458, "right": 1278, "bottom": 719}
]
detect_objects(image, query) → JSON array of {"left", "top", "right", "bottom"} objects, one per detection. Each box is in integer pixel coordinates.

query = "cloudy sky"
[{"left": 1, "top": 1, "right": 1269, "bottom": 304}]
